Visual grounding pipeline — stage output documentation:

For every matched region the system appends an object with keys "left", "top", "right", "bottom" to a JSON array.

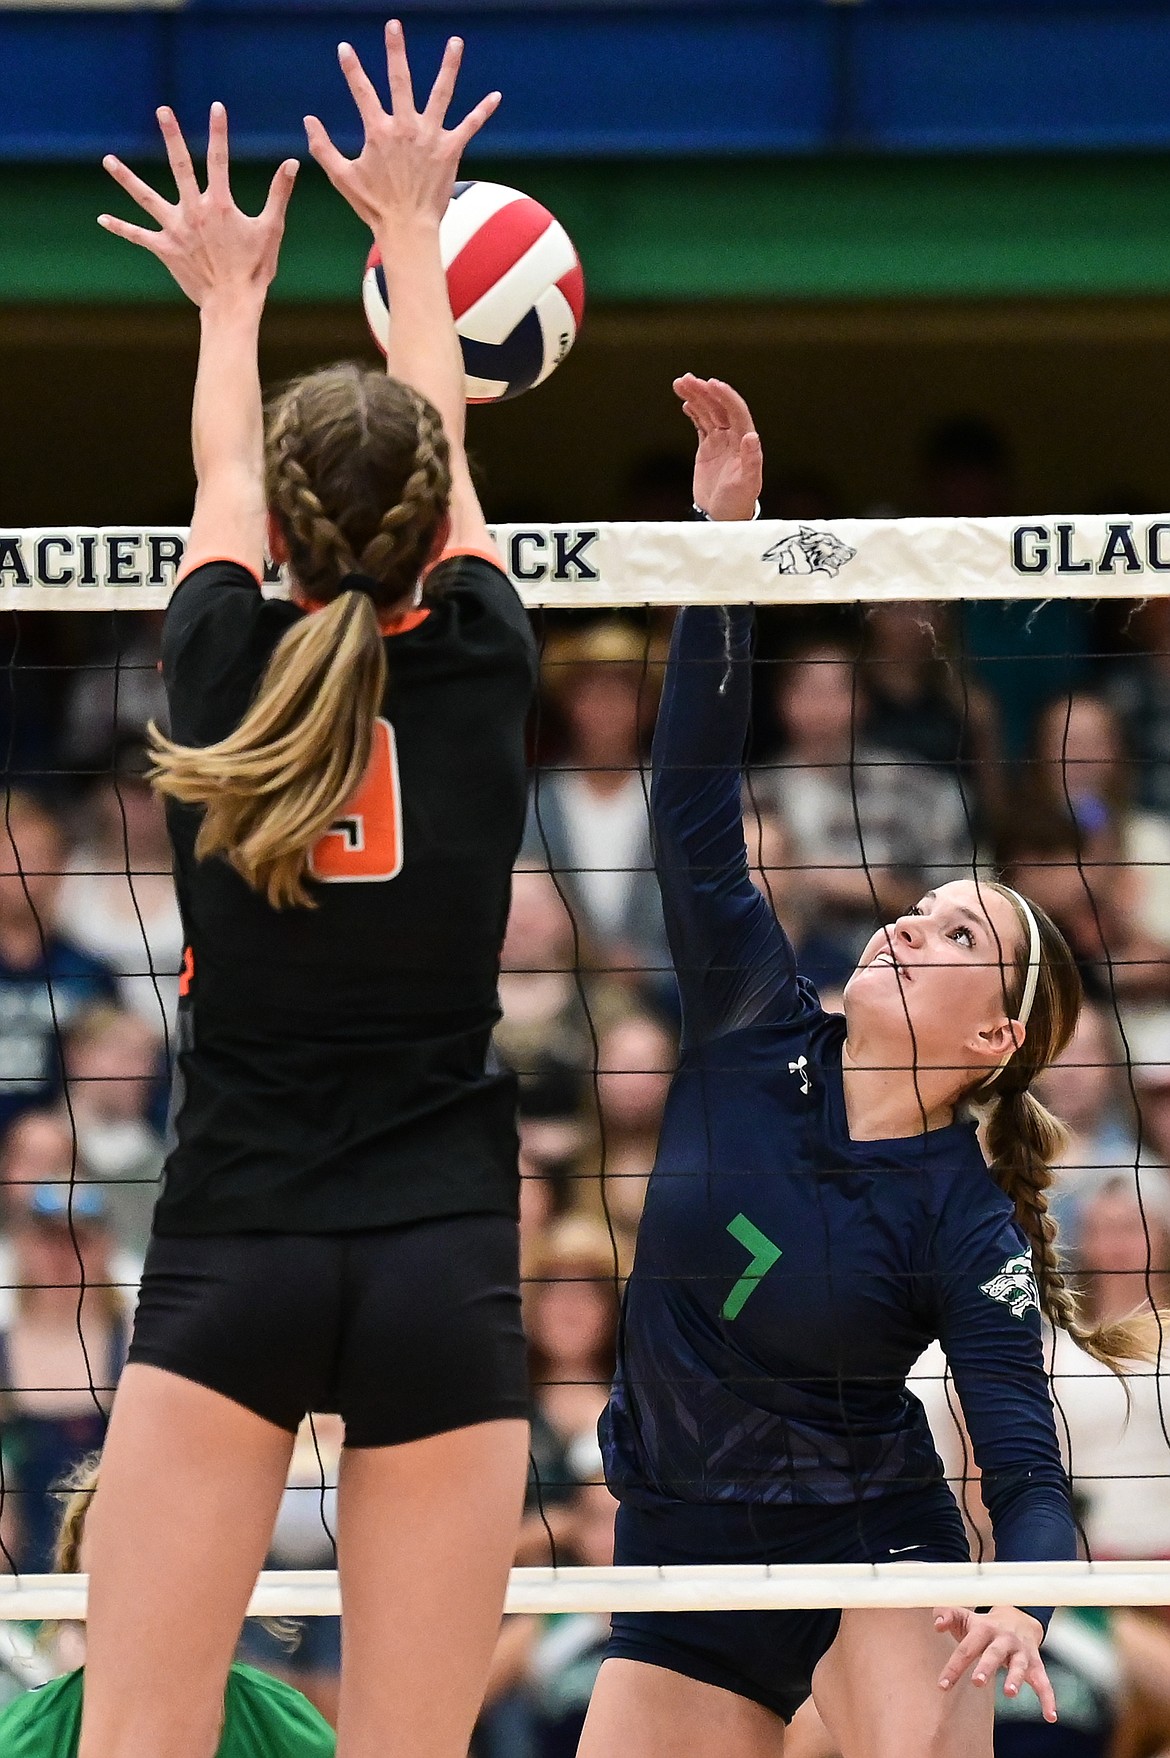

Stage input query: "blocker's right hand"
[
  {"left": 99, "top": 104, "right": 298, "bottom": 309},
  {"left": 675, "top": 375, "right": 763, "bottom": 523},
  {"left": 304, "top": 21, "right": 501, "bottom": 237}
]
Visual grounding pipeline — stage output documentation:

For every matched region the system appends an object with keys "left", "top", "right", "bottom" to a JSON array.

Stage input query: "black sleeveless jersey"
[{"left": 153, "top": 553, "right": 537, "bottom": 1236}]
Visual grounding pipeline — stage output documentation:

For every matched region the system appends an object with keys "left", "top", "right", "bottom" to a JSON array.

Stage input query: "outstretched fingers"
[
  {"left": 96, "top": 211, "right": 169, "bottom": 256},
  {"left": 303, "top": 114, "right": 352, "bottom": 185},
  {"left": 450, "top": 87, "right": 502, "bottom": 152},
  {"left": 338, "top": 41, "right": 389, "bottom": 131},
  {"left": 424, "top": 33, "right": 463, "bottom": 122},
  {"left": 205, "top": 101, "right": 231, "bottom": 201},
  {"left": 261, "top": 158, "right": 300, "bottom": 228},
  {"left": 384, "top": 19, "right": 418, "bottom": 115},
  {"left": 101, "top": 155, "right": 173, "bottom": 226},
  {"left": 156, "top": 106, "right": 201, "bottom": 202}
]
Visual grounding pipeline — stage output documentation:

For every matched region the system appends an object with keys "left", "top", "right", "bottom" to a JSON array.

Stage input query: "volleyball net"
[{"left": 0, "top": 515, "right": 1168, "bottom": 1627}]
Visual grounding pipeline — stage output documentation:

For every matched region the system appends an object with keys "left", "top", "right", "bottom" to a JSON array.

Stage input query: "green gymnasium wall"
[{"left": 4, "top": 155, "right": 1170, "bottom": 305}]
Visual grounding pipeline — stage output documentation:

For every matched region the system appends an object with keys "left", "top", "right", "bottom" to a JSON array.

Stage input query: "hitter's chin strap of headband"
[{"left": 986, "top": 886, "right": 1043, "bottom": 1087}]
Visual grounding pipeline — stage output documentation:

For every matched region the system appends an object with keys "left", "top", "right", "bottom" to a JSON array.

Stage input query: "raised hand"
[
  {"left": 674, "top": 375, "right": 763, "bottom": 524},
  {"left": 304, "top": 21, "right": 501, "bottom": 236},
  {"left": 99, "top": 105, "right": 298, "bottom": 309},
  {"left": 934, "top": 1605, "right": 1057, "bottom": 1722}
]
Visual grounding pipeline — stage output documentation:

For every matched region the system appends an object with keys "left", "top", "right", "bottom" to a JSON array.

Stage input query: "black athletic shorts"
[
  {"left": 607, "top": 1483, "right": 970, "bottom": 1723},
  {"left": 128, "top": 1213, "right": 529, "bottom": 1447}
]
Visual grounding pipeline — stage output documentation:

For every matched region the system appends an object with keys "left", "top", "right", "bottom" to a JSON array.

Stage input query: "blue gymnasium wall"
[{"left": 2, "top": 0, "right": 1170, "bottom": 163}]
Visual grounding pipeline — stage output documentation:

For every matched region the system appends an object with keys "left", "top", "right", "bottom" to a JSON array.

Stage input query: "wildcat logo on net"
[
  {"left": 763, "top": 527, "right": 857, "bottom": 578},
  {"left": 979, "top": 1252, "right": 1040, "bottom": 1322}
]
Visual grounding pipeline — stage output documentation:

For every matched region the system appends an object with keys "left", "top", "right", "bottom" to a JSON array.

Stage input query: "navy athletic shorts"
[
  {"left": 607, "top": 1484, "right": 970, "bottom": 1723},
  {"left": 129, "top": 1213, "right": 529, "bottom": 1447}
]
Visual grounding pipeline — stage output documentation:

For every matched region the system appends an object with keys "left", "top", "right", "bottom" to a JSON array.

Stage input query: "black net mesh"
[{"left": 0, "top": 588, "right": 1169, "bottom": 1731}]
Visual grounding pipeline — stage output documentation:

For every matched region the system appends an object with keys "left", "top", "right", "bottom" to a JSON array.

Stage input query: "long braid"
[
  {"left": 358, "top": 393, "right": 450, "bottom": 589},
  {"left": 979, "top": 884, "right": 1166, "bottom": 1379},
  {"left": 265, "top": 396, "right": 359, "bottom": 593}
]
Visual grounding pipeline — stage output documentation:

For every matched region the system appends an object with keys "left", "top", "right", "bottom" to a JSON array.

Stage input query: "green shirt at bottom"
[{"left": 0, "top": 1661, "right": 336, "bottom": 1757}]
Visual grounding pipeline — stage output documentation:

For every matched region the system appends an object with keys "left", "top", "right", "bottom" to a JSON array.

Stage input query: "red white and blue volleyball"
[{"left": 363, "top": 181, "right": 585, "bottom": 404}]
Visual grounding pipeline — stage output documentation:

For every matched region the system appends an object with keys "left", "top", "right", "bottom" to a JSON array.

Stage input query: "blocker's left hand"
[
  {"left": 674, "top": 375, "right": 763, "bottom": 523},
  {"left": 934, "top": 1604, "right": 1056, "bottom": 1722}
]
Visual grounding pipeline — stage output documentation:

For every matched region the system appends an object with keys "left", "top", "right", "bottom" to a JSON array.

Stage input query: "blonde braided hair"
[
  {"left": 264, "top": 364, "right": 451, "bottom": 605},
  {"left": 150, "top": 364, "right": 453, "bottom": 910},
  {"left": 977, "top": 882, "right": 1166, "bottom": 1379}
]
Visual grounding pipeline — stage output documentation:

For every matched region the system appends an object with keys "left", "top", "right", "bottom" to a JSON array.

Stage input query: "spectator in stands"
[
  {"left": 1128, "top": 1009, "right": 1170, "bottom": 1165},
  {"left": 526, "top": 1217, "right": 621, "bottom": 1460},
  {"left": 0, "top": 1108, "right": 79, "bottom": 1216},
  {"left": 1038, "top": 1173, "right": 1170, "bottom": 1566},
  {"left": 0, "top": 1183, "right": 128, "bottom": 1573},
  {"left": 57, "top": 746, "right": 183, "bottom": 1030},
  {"left": 585, "top": 1009, "right": 676, "bottom": 1247},
  {"left": 64, "top": 1006, "right": 165, "bottom": 1256},
  {"left": 751, "top": 641, "right": 975, "bottom": 961},
  {"left": 1033, "top": 1001, "right": 1146, "bottom": 1220},
  {"left": 742, "top": 807, "right": 856, "bottom": 1001},
  {"left": 1106, "top": 594, "right": 1170, "bottom": 817},
  {"left": 59, "top": 611, "right": 167, "bottom": 777},
  {"left": 0, "top": 793, "right": 120, "bottom": 1132},
  {"left": 0, "top": 1111, "right": 143, "bottom": 1337},
  {"left": 1003, "top": 816, "right": 1170, "bottom": 1010},
  {"left": 919, "top": 416, "right": 1092, "bottom": 758},
  {"left": 860, "top": 600, "right": 1004, "bottom": 839},
  {"left": 1029, "top": 690, "right": 1170, "bottom": 945},
  {"left": 525, "top": 621, "right": 666, "bottom": 985},
  {"left": 496, "top": 866, "right": 598, "bottom": 1133}
]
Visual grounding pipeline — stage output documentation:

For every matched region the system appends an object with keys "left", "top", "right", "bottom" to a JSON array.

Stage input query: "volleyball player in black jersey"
[
  {"left": 82, "top": 28, "right": 531, "bottom": 1758},
  {"left": 578, "top": 379, "right": 1167, "bottom": 1758}
]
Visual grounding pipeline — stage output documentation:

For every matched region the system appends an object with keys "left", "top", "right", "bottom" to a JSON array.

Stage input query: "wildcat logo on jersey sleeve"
[{"left": 979, "top": 1252, "right": 1040, "bottom": 1321}]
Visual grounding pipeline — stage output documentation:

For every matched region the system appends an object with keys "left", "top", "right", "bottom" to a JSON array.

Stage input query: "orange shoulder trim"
[
  {"left": 379, "top": 606, "right": 431, "bottom": 637},
  {"left": 297, "top": 593, "right": 431, "bottom": 637}
]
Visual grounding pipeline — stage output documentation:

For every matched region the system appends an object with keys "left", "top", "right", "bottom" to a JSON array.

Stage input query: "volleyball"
[{"left": 362, "top": 180, "right": 585, "bottom": 403}]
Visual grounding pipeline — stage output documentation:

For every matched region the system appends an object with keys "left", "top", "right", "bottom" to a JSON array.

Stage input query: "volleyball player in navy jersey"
[
  {"left": 579, "top": 379, "right": 1166, "bottom": 1758},
  {"left": 81, "top": 28, "right": 534, "bottom": 1758}
]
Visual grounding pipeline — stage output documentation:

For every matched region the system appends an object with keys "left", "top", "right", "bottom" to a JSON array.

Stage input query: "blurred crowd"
[{"left": 1, "top": 418, "right": 1170, "bottom": 1753}]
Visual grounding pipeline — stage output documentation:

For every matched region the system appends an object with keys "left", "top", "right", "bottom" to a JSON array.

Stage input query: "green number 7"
[{"left": 722, "top": 1213, "right": 783, "bottom": 1320}]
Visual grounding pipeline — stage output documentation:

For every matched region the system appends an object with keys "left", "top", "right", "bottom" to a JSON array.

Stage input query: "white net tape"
[
  {"left": 0, "top": 515, "right": 1168, "bottom": 609},
  {"left": 3, "top": 1562, "right": 1170, "bottom": 1620}
]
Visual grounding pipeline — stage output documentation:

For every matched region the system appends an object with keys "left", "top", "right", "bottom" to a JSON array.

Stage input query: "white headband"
[{"left": 990, "top": 886, "right": 1043, "bottom": 1080}]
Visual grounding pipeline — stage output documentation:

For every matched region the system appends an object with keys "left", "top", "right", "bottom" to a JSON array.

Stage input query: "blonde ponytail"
[
  {"left": 151, "top": 591, "right": 386, "bottom": 909},
  {"left": 978, "top": 882, "right": 1167, "bottom": 1381},
  {"left": 152, "top": 361, "right": 452, "bottom": 911}
]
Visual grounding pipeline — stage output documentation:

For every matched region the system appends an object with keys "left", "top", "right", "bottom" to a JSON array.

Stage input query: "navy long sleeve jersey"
[{"left": 600, "top": 606, "right": 1075, "bottom": 1578}]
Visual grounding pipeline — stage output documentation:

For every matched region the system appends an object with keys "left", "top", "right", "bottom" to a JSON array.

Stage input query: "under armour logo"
[{"left": 788, "top": 1056, "right": 811, "bottom": 1096}]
